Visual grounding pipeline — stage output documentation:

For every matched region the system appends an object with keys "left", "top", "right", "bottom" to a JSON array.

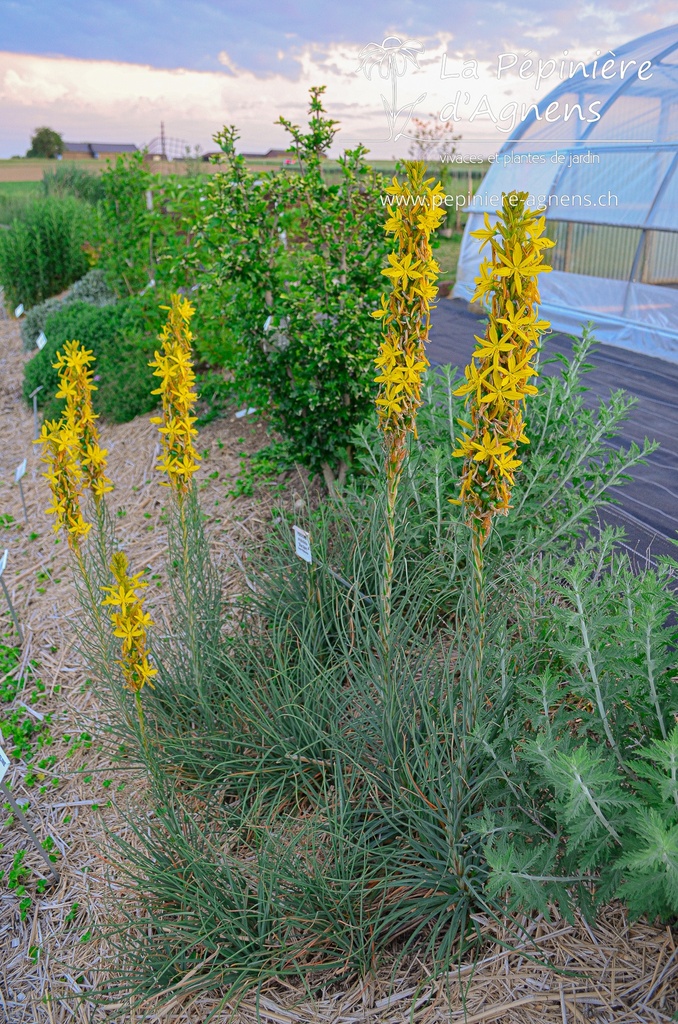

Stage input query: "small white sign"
[
  {"left": 0, "top": 549, "right": 7, "bottom": 578},
  {"left": 145, "top": 189, "right": 154, "bottom": 211},
  {"left": 14, "top": 304, "right": 24, "bottom": 318},
  {"left": 293, "top": 525, "right": 312, "bottom": 564},
  {"left": 14, "top": 458, "right": 27, "bottom": 484},
  {"left": 0, "top": 744, "right": 9, "bottom": 785},
  {"left": 36, "top": 331, "right": 47, "bottom": 350},
  {"left": 234, "top": 407, "right": 257, "bottom": 419}
]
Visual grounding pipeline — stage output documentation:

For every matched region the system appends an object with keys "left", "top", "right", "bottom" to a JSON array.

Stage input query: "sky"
[{"left": 0, "top": 1, "right": 676, "bottom": 159}]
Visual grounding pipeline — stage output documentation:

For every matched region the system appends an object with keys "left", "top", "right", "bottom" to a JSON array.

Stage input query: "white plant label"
[
  {"left": 0, "top": 549, "right": 7, "bottom": 578},
  {"left": 234, "top": 407, "right": 257, "bottom": 419},
  {"left": 36, "top": 331, "right": 47, "bottom": 350},
  {"left": 145, "top": 189, "right": 154, "bottom": 211},
  {"left": 293, "top": 526, "right": 312, "bottom": 564},
  {"left": 0, "top": 744, "right": 9, "bottom": 785},
  {"left": 14, "top": 458, "right": 27, "bottom": 484},
  {"left": 14, "top": 304, "right": 24, "bottom": 318}
]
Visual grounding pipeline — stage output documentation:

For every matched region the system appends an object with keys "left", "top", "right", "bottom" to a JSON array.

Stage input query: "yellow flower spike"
[
  {"left": 149, "top": 293, "right": 201, "bottom": 494},
  {"left": 373, "top": 160, "right": 442, "bottom": 637},
  {"left": 35, "top": 419, "right": 91, "bottom": 549},
  {"left": 101, "top": 551, "right": 156, "bottom": 693},
  {"left": 51, "top": 339, "right": 113, "bottom": 502},
  {"left": 451, "top": 190, "right": 554, "bottom": 543}
]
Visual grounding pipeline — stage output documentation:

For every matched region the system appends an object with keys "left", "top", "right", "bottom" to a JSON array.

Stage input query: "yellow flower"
[
  {"left": 496, "top": 241, "right": 552, "bottom": 296},
  {"left": 453, "top": 361, "right": 490, "bottom": 404},
  {"left": 381, "top": 251, "right": 423, "bottom": 289},
  {"left": 472, "top": 322, "right": 514, "bottom": 367},
  {"left": 471, "top": 260, "right": 496, "bottom": 305},
  {"left": 470, "top": 212, "right": 498, "bottom": 251}
]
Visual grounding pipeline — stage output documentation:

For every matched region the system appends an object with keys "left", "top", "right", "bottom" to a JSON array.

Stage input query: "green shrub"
[
  {"left": 0, "top": 195, "right": 93, "bottom": 309},
  {"left": 41, "top": 163, "right": 105, "bottom": 204},
  {"left": 0, "top": 187, "right": 39, "bottom": 226},
  {"left": 193, "top": 88, "right": 390, "bottom": 487},
  {"left": 20, "top": 269, "right": 117, "bottom": 351},
  {"left": 22, "top": 300, "right": 160, "bottom": 423}
]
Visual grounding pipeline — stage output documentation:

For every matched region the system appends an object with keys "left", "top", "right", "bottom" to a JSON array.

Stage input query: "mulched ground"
[{"left": 1, "top": 314, "right": 677, "bottom": 1023}]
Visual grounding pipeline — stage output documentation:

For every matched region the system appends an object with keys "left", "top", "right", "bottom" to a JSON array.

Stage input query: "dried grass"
[{"left": 0, "top": 316, "right": 676, "bottom": 1023}]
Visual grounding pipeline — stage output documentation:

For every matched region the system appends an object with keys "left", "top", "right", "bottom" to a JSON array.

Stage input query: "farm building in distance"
[{"left": 62, "top": 142, "right": 138, "bottom": 160}]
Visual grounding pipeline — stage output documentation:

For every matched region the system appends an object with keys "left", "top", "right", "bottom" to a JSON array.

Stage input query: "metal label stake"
[
  {"left": 0, "top": 549, "right": 23, "bottom": 643},
  {"left": 29, "top": 386, "right": 43, "bottom": 441},
  {"left": 14, "top": 459, "right": 28, "bottom": 526},
  {"left": 0, "top": 779, "right": 61, "bottom": 888}
]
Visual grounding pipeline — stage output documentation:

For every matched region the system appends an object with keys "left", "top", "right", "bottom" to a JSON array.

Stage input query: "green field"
[
  {"left": 434, "top": 231, "right": 463, "bottom": 286},
  {"left": 0, "top": 180, "right": 41, "bottom": 197}
]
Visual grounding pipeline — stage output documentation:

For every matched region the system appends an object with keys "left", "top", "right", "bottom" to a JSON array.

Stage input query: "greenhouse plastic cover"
[{"left": 453, "top": 23, "right": 678, "bottom": 363}]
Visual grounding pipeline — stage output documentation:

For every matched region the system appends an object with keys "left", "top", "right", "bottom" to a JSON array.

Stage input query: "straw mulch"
[{"left": 0, "top": 314, "right": 677, "bottom": 1023}]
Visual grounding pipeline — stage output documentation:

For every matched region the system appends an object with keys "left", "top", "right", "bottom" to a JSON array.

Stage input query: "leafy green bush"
[
  {"left": 78, "top": 334, "right": 676, "bottom": 1014},
  {"left": 22, "top": 300, "right": 160, "bottom": 423},
  {"left": 95, "top": 154, "right": 235, "bottom": 366},
  {"left": 20, "top": 269, "right": 117, "bottom": 351},
  {"left": 194, "top": 88, "right": 390, "bottom": 487},
  {"left": 0, "top": 195, "right": 94, "bottom": 309},
  {"left": 91, "top": 90, "right": 390, "bottom": 485}
]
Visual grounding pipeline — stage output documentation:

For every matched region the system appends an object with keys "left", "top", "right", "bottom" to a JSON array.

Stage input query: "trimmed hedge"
[{"left": 20, "top": 269, "right": 117, "bottom": 352}]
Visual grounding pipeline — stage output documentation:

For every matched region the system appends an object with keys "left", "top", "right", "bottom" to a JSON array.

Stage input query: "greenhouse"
[{"left": 454, "top": 23, "right": 678, "bottom": 363}]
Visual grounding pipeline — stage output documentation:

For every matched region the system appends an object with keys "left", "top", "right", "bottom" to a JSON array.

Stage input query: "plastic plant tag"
[
  {"left": 36, "top": 331, "right": 47, "bottom": 350},
  {"left": 145, "top": 189, "right": 154, "bottom": 211},
  {"left": 235, "top": 407, "right": 257, "bottom": 419},
  {"left": 0, "top": 744, "right": 9, "bottom": 785},
  {"left": 14, "top": 458, "right": 27, "bottom": 484},
  {"left": 0, "top": 549, "right": 7, "bottom": 578},
  {"left": 293, "top": 525, "right": 312, "bottom": 564},
  {"left": 14, "top": 304, "right": 24, "bottom": 318}
]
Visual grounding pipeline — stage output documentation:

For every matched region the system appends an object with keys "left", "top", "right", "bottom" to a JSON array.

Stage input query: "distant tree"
[
  {"left": 408, "top": 116, "right": 464, "bottom": 230},
  {"left": 27, "top": 127, "right": 64, "bottom": 159},
  {"left": 408, "top": 115, "right": 461, "bottom": 162}
]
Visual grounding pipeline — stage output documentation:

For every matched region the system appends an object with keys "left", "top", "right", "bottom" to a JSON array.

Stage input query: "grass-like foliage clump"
[{"left": 0, "top": 195, "right": 94, "bottom": 309}]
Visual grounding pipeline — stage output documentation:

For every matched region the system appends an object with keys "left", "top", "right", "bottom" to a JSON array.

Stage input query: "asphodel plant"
[
  {"left": 372, "top": 161, "right": 445, "bottom": 636},
  {"left": 452, "top": 190, "right": 554, "bottom": 732},
  {"left": 148, "top": 294, "right": 211, "bottom": 693},
  {"left": 37, "top": 339, "right": 153, "bottom": 739}
]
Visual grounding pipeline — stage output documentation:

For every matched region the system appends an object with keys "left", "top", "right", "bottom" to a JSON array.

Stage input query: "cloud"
[
  {"left": 1, "top": 1, "right": 676, "bottom": 78},
  {"left": 0, "top": 14, "right": 676, "bottom": 160}
]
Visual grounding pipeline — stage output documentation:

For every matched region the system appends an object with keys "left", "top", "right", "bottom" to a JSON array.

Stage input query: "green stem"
[
  {"left": 466, "top": 524, "right": 486, "bottom": 740},
  {"left": 134, "top": 689, "right": 147, "bottom": 750},
  {"left": 381, "top": 466, "right": 400, "bottom": 645},
  {"left": 572, "top": 582, "right": 624, "bottom": 769}
]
